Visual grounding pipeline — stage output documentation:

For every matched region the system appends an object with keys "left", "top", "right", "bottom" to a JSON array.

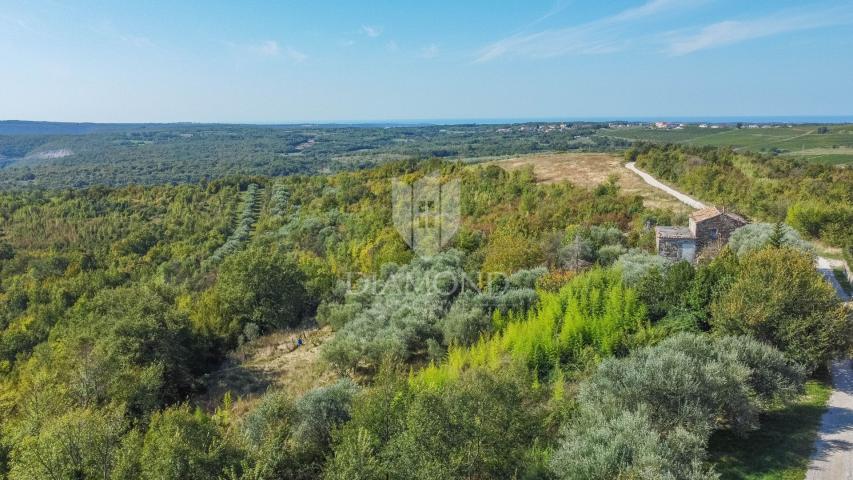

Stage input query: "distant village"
[
  {"left": 643, "top": 121, "right": 794, "bottom": 130},
  {"left": 489, "top": 121, "right": 797, "bottom": 134}
]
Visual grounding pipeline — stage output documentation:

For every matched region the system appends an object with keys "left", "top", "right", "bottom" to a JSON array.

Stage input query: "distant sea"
[{"left": 3, "top": 116, "right": 852, "bottom": 135}]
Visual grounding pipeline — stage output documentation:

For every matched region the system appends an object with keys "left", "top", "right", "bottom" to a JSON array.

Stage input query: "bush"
[
  {"left": 481, "top": 224, "right": 544, "bottom": 273},
  {"left": 711, "top": 247, "right": 851, "bottom": 372},
  {"left": 216, "top": 246, "right": 309, "bottom": 337},
  {"left": 321, "top": 251, "right": 465, "bottom": 371},
  {"left": 550, "top": 333, "right": 803, "bottom": 479},
  {"left": 415, "top": 267, "right": 648, "bottom": 389},
  {"left": 550, "top": 406, "right": 715, "bottom": 480},
  {"left": 727, "top": 223, "right": 813, "bottom": 257},
  {"left": 323, "top": 251, "right": 541, "bottom": 371},
  {"left": 8, "top": 408, "right": 124, "bottom": 480},
  {"left": 596, "top": 244, "right": 627, "bottom": 265},
  {"left": 616, "top": 250, "right": 671, "bottom": 285},
  {"left": 440, "top": 292, "right": 489, "bottom": 346},
  {"left": 0, "top": 241, "right": 14, "bottom": 261},
  {"left": 635, "top": 261, "right": 695, "bottom": 321},
  {"left": 786, "top": 200, "right": 853, "bottom": 246},
  {"left": 326, "top": 369, "right": 540, "bottom": 480},
  {"left": 294, "top": 379, "right": 359, "bottom": 450},
  {"left": 136, "top": 406, "right": 242, "bottom": 480}
]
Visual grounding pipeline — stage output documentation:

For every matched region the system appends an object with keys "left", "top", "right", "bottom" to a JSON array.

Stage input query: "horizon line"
[{"left": 3, "top": 115, "right": 853, "bottom": 126}]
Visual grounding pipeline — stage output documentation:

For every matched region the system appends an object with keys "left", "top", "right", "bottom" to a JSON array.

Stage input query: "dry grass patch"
[
  {"left": 198, "top": 325, "right": 338, "bottom": 414},
  {"left": 488, "top": 152, "right": 692, "bottom": 214}
]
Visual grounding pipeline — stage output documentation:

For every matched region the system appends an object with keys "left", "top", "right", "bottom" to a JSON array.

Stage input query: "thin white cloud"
[
  {"left": 610, "top": 0, "right": 686, "bottom": 22},
  {"left": 420, "top": 44, "right": 439, "bottom": 59},
  {"left": 0, "top": 14, "right": 34, "bottom": 32},
  {"left": 666, "top": 7, "right": 853, "bottom": 55},
  {"left": 93, "top": 20, "right": 154, "bottom": 48},
  {"left": 284, "top": 46, "right": 308, "bottom": 62},
  {"left": 527, "top": 0, "right": 572, "bottom": 28},
  {"left": 122, "top": 34, "right": 154, "bottom": 48},
  {"left": 247, "top": 40, "right": 307, "bottom": 62},
  {"left": 475, "top": 0, "right": 695, "bottom": 62},
  {"left": 386, "top": 40, "right": 399, "bottom": 52},
  {"left": 361, "top": 24, "right": 383, "bottom": 37},
  {"left": 249, "top": 40, "right": 280, "bottom": 56}
]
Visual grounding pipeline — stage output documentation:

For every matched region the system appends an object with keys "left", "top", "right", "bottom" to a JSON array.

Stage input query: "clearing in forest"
[
  {"left": 199, "top": 325, "right": 338, "bottom": 414},
  {"left": 489, "top": 152, "right": 692, "bottom": 214}
]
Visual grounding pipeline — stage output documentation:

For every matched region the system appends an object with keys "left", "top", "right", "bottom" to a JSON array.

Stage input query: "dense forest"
[
  {"left": 0, "top": 122, "right": 628, "bottom": 189},
  {"left": 0, "top": 149, "right": 849, "bottom": 479}
]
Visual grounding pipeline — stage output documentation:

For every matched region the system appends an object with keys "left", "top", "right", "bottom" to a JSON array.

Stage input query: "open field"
[
  {"left": 487, "top": 152, "right": 693, "bottom": 214},
  {"left": 603, "top": 125, "right": 853, "bottom": 164}
]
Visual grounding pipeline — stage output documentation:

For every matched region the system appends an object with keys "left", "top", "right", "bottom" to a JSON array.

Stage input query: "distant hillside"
[
  {"left": 0, "top": 120, "right": 180, "bottom": 135},
  {"left": 0, "top": 122, "right": 627, "bottom": 189},
  {"left": 602, "top": 124, "right": 853, "bottom": 165}
]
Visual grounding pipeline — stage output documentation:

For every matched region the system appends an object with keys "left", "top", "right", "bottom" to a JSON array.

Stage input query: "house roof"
[
  {"left": 689, "top": 206, "right": 747, "bottom": 224},
  {"left": 655, "top": 226, "right": 694, "bottom": 240}
]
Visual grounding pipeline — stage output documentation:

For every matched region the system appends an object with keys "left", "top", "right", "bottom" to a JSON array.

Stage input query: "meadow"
[{"left": 605, "top": 125, "right": 853, "bottom": 164}]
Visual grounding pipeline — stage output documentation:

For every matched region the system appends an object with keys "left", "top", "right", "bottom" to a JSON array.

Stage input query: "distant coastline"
[{"left": 1, "top": 116, "right": 852, "bottom": 136}]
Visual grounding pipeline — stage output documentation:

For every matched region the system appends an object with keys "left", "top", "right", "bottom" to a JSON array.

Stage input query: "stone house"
[{"left": 656, "top": 206, "right": 747, "bottom": 262}]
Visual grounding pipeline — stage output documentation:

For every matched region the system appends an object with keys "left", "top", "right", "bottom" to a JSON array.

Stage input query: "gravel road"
[
  {"left": 806, "top": 359, "right": 853, "bottom": 480},
  {"left": 624, "top": 162, "right": 707, "bottom": 209}
]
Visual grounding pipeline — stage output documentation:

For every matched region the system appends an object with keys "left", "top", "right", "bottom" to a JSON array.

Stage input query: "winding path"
[{"left": 625, "top": 161, "right": 853, "bottom": 480}]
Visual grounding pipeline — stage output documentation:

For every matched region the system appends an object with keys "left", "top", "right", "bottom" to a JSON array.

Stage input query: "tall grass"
[{"left": 414, "top": 268, "right": 647, "bottom": 389}]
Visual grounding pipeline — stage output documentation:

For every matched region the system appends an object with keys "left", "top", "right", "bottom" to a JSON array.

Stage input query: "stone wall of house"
[
  {"left": 658, "top": 238, "right": 694, "bottom": 262},
  {"left": 691, "top": 216, "right": 746, "bottom": 252}
]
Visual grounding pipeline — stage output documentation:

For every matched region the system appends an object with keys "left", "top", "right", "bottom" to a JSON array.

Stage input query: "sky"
[{"left": 1, "top": 0, "right": 852, "bottom": 123}]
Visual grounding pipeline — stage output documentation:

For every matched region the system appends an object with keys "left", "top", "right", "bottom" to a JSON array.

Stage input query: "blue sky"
[{"left": 1, "top": 0, "right": 852, "bottom": 122}]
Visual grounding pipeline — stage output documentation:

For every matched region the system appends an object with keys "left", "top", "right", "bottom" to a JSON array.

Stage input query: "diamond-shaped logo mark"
[{"left": 392, "top": 173, "right": 460, "bottom": 257}]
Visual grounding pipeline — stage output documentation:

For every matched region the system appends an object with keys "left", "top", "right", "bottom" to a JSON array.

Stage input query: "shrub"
[
  {"left": 711, "top": 247, "right": 851, "bottom": 372},
  {"left": 294, "top": 379, "right": 359, "bottom": 450},
  {"left": 550, "top": 406, "right": 715, "bottom": 480},
  {"left": 322, "top": 251, "right": 541, "bottom": 371},
  {"left": 216, "top": 246, "right": 309, "bottom": 337},
  {"left": 635, "top": 260, "right": 695, "bottom": 321},
  {"left": 727, "top": 223, "right": 813, "bottom": 257},
  {"left": 440, "top": 292, "right": 489, "bottom": 346},
  {"left": 7, "top": 408, "right": 124, "bottom": 480},
  {"left": 321, "top": 251, "right": 465, "bottom": 371},
  {"left": 596, "top": 244, "right": 627, "bottom": 265},
  {"left": 137, "top": 406, "right": 242, "bottom": 480},
  {"left": 326, "top": 369, "right": 540, "bottom": 480},
  {"left": 786, "top": 200, "right": 853, "bottom": 245},
  {"left": 0, "top": 241, "right": 14, "bottom": 261},
  {"left": 615, "top": 250, "right": 671, "bottom": 285},
  {"left": 550, "top": 333, "right": 803, "bottom": 479},
  {"left": 415, "top": 267, "right": 648, "bottom": 388},
  {"left": 481, "top": 224, "right": 544, "bottom": 273}
]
